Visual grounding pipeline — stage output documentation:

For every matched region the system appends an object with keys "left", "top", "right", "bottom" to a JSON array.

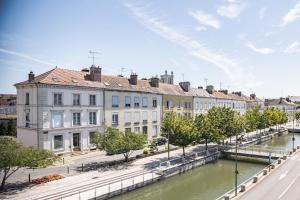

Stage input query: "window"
[
  {"left": 142, "top": 126, "right": 148, "bottom": 134},
  {"left": 54, "top": 135, "right": 63, "bottom": 150},
  {"left": 152, "top": 97, "right": 157, "bottom": 108},
  {"left": 152, "top": 125, "right": 158, "bottom": 137},
  {"left": 142, "top": 111, "right": 147, "bottom": 124},
  {"left": 177, "top": 101, "right": 181, "bottom": 109},
  {"left": 188, "top": 102, "right": 192, "bottom": 109},
  {"left": 124, "top": 112, "right": 131, "bottom": 124},
  {"left": 125, "top": 96, "right": 131, "bottom": 107},
  {"left": 134, "top": 112, "right": 140, "bottom": 124},
  {"left": 73, "top": 94, "right": 80, "bottom": 106},
  {"left": 89, "top": 112, "right": 97, "bottom": 125},
  {"left": 25, "top": 93, "right": 29, "bottom": 105},
  {"left": 112, "top": 96, "right": 119, "bottom": 107},
  {"left": 89, "top": 132, "right": 96, "bottom": 144},
  {"left": 134, "top": 127, "right": 140, "bottom": 133},
  {"left": 184, "top": 102, "right": 188, "bottom": 109},
  {"left": 112, "top": 113, "right": 118, "bottom": 124},
  {"left": 134, "top": 97, "right": 139, "bottom": 107},
  {"left": 89, "top": 95, "right": 96, "bottom": 106},
  {"left": 142, "top": 97, "right": 148, "bottom": 107},
  {"left": 152, "top": 111, "right": 157, "bottom": 123},
  {"left": 54, "top": 93, "right": 62, "bottom": 105},
  {"left": 25, "top": 109, "right": 30, "bottom": 128},
  {"left": 72, "top": 112, "right": 81, "bottom": 126},
  {"left": 52, "top": 112, "right": 63, "bottom": 128}
]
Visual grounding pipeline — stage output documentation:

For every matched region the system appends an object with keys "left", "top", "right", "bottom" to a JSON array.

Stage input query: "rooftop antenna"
[
  {"left": 88, "top": 50, "right": 100, "bottom": 65},
  {"left": 182, "top": 73, "right": 185, "bottom": 81},
  {"left": 219, "top": 82, "right": 222, "bottom": 90},
  {"left": 204, "top": 78, "right": 208, "bottom": 87}
]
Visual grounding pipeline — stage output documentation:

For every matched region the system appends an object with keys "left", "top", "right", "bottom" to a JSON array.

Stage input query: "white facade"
[
  {"left": 16, "top": 85, "right": 104, "bottom": 154},
  {"left": 104, "top": 90, "right": 162, "bottom": 140},
  {"left": 193, "top": 97, "right": 216, "bottom": 115}
]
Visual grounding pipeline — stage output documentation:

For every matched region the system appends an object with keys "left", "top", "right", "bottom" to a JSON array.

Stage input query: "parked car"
[{"left": 155, "top": 137, "right": 168, "bottom": 146}]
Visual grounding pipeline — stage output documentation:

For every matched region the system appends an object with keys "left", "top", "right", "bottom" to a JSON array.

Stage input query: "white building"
[
  {"left": 190, "top": 87, "right": 216, "bottom": 116},
  {"left": 15, "top": 67, "right": 163, "bottom": 154}
]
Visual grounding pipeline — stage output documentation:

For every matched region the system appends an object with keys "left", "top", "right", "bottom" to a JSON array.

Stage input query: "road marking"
[
  {"left": 279, "top": 171, "right": 289, "bottom": 180},
  {"left": 278, "top": 171, "right": 300, "bottom": 199}
]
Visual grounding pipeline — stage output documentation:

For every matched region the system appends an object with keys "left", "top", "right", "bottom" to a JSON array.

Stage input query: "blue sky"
[{"left": 0, "top": 0, "right": 300, "bottom": 98}]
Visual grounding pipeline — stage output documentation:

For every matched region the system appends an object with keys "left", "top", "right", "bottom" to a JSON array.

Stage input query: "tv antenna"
[
  {"left": 88, "top": 50, "right": 100, "bottom": 65},
  {"left": 204, "top": 78, "right": 208, "bottom": 87},
  {"left": 121, "top": 67, "right": 126, "bottom": 76}
]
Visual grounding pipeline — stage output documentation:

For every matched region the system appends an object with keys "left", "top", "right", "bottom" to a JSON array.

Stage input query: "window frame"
[
  {"left": 53, "top": 135, "right": 64, "bottom": 150},
  {"left": 112, "top": 96, "right": 119, "bottom": 108},
  {"left": 72, "top": 112, "right": 81, "bottom": 126},
  {"left": 89, "top": 111, "right": 97, "bottom": 125},
  {"left": 89, "top": 95, "right": 96, "bottom": 106},
  {"left": 73, "top": 94, "right": 81, "bottom": 106},
  {"left": 53, "top": 93, "right": 63, "bottom": 106},
  {"left": 125, "top": 96, "right": 131, "bottom": 108},
  {"left": 52, "top": 111, "right": 64, "bottom": 128}
]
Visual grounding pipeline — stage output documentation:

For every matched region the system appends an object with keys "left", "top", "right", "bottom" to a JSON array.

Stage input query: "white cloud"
[
  {"left": 189, "top": 10, "right": 221, "bottom": 30},
  {"left": 285, "top": 41, "right": 300, "bottom": 53},
  {"left": 217, "top": 1, "right": 246, "bottom": 19},
  {"left": 259, "top": 7, "right": 267, "bottom": 19},
  {"left": 245, "top": 42, "right": 274, "bottom": 54},
  {"left": 0, "top": 48, "right": 54, "bottom": 66},
  {"left": 124, "top": 2, "right": 261, "bottom": 91},
  {"left": 281, "top": 2, "right": 300, "bottom": 26}
]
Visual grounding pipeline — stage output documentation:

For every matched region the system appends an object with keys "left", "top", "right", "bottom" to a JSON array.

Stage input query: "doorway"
[{"left": 73, "top": 133, "right": 81, "bottom": 151}]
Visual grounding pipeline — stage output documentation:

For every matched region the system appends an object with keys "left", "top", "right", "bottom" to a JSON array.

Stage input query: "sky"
[{"left": 0, "top": 0, "right": 300, "bottom": 98}]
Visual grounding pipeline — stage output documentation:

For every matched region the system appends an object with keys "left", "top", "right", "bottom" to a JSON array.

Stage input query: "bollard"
[
  {"left": 297, "top": 146, "right": 300, "bottom": 149},
  {"left": 271, "top": 164, "right": 275, "bottom": 169},
  {"left": 253, "top": 176, "right": 258, "bottom": 183},
  {"left": 63, "top": 157, "right": 65, "bottom": 165},
  {"left": 240, "top": 184, "right": 246, "bottom": 192},
  {"left": 293, "top": 148, "right": 296, "bottom": 152},
  {"left": 81, "top": 163, "right": 84, "bottom": 172},
  {"left": 67, "top": 166, "right": 70, "bottom": 174},
  {"left": 278, "top": 159, "right": 282, "bottom": 164},
  {"left": 28, "top": 173, "right": 31, "bottom": 183},
  {"left": 224, "top": 195, "right": 230, "bottom": 200},
  {"left": 282, "top": 155, "right": 287, "bottom": 160},
  {"left": 289, "top": 151, "right": 293, "bottom": 155},
  {"left": 263, "top": 169, "right": 268, "bottom": 175}
]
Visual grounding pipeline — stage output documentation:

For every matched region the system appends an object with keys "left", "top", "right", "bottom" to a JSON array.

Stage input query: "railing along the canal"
[{"left": 215, "top": 160, "right": 278, "bottom": 200}]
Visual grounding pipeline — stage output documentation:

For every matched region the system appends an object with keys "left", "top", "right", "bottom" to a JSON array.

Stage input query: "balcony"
[{"left": 143, "top": 120, "right": 148, "bottom": 124}]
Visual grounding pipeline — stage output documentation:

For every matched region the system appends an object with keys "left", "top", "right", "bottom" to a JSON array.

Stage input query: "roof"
[
  {"left": 189, "top": 88, "right": 213, "bottom": 98},
  {"left": 266, "top": 98, "right": 296, "bottom": 106},
  {"left": 288, "top": 96, "right": 300, "bottom": 102},
  {"left": 212, "top": 91, "right": 232, "bottom": 100}
]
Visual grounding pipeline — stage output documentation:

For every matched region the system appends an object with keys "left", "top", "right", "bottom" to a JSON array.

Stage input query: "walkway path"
[{"left": 239, "top": 149, "right": 300, "bottom": 200}]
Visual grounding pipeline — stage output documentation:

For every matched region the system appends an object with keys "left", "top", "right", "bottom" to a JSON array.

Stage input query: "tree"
[
  {"left": 194, "top": 114, "right": 216, "bottom": 150},
  {"left": 0, "top": 122, "right": 7, "bottom": 136},
  {"left": 92, "top": 128, "right": 147, "bottom": 161},
  {"left": 6, "top": 120, "right": 16, "bottom": 137},
  {"left": 161, "top": 112, "right": 196, "bottom": 156},
  {"left": 295, "top": 111, "right": 300, "bottom": 121},
  {"left": 0, "top": 137, "right": 58, "bottom": 191},
  {"left": 244, "top": 106, "right": 260, "bottom": 132}
]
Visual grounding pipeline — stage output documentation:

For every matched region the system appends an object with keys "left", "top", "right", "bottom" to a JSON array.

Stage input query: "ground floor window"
[
  {"left": 54, "top": 135, "right": 63, "bottom": 150},
  {"left": 152, "top": 125, "right": 158, "bottom": 137},
  {"left": 134, "top": 127, "right": 140, "bottom": 133},
  {"left": 89, "top": 132, "right": 96, "bottom": 144},
  {"left": 125, "top": 127, "right": 131, "bottom": 133},
  {"left": 142, "top": 126, "right": 148, "bottom": 134}
]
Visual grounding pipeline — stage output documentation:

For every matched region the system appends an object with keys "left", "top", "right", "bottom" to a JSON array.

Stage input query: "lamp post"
[
  {"left": 167, "top": 131, "right": 170, "bottom": 160},
  {"left": 293, "top": 107, "right": 295, "bottom": 151},
  {"left": 235, "top": 132, "right": 239, "bottom": 196}
]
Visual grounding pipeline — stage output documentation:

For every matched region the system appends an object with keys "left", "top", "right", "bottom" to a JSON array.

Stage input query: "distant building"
[
  {"left": 160, "top": 70, "right": 174, "bottom": 84},
  {"left": 265, "top": 98, "right": 297, "bottom": 119},
  {"left": 247, "top": 93, "right": 264, "bottom": 111},
  {"left": 0, "top": 94, "right": 17, "bottom": 121},
  {"left": 287, "top": 96, "right": 300, "bottom": 104}
]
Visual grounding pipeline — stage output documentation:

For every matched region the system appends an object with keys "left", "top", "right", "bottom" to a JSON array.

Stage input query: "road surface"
[{"left": 240, "top": 149, "right": 300, "bottom": 200}]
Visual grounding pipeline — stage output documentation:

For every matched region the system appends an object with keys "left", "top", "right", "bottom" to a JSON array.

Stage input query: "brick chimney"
[
  {"left": 233, "top": 91, "right": 242, "bottom": 96},
  {"left": 219, "top": 90, "right": 228, "bottom": 95},
  {"left": 198, "top": 86, "right": 203, "bottom": 89},
  {"left": 206, "top": 85, "right": 214, "bottom": 94},
  {"left": 129, "top": 73, "right": 138, "bottom": 85},
  {"left": 89, "top": 65, "right": 102, "bottom": 82},
  {"left": 179, "top": 82, "right": 190, "bottom": 92},
  {"left": 250, "top": 93, "right": 256, "bottom": 100},
  {"left": 149, "top": 77, "right": 159, "bottom": 87},
  {"left": 28, "top": 71, "right": 35, "bottom": 82}
]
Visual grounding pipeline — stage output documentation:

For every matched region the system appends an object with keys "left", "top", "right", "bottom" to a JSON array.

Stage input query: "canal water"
[{"left": 111, "top": 132, "right": 298, "bottom": 200}]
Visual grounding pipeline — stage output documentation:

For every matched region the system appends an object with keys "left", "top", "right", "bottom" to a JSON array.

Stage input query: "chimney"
[
  {"left": 89, "top": 65, "right": 102, "bottom": 82},
  {"left": 28, "top": 71, "right": 35, "bottom": 82},
  {"left": 220, "top": 90, "right": 228, "bottom": 95},
  {"left": 81, "top": 68, "right": 89, "bottom": 72},
  {"left": 198, "top": 86, "right": 203, "bottom": 89},
  {"left": 250, "top": 93, "right": 256, "bottom": 100},
  {"left": 150, "top": 77, "right": 159, "bottom": 87},
  {"left": 170, "top": 71, "right": 174, "bottom": 84},
  {"left": 206, "top": 85, "right": 214, "bottom": 94},
  {"left": 233, "top": 91, "right": 242, "bottom": 96},
  {"left": 179, "top": 81, "right": 190, "bottom": 92},
  {"left": 129, "top": 73, "right": 138, "bottom": 85}
]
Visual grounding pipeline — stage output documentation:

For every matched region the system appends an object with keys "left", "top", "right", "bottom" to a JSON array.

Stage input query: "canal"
[{"left": 111, "top": 132, "right": 298, "bottom": 200}]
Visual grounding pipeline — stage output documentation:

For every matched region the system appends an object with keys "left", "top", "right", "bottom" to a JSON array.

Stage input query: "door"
[{"left": 73, "top": 133, "right": 81, "bottom": 151}]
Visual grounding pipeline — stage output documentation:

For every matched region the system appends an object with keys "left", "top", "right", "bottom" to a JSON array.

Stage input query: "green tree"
[
  {"left": 0, "top": 137, "right": 58, "bottom": 191},
  {"left": 244, "top": 106, "right": 260, "bottom": 132},
  {"left": 0, "top": 122, "right": 7, "bottom": 136},
  {"left": 6, "top": 120, "right": 16, "bottom": 137},
  {"left": 295, "top": 111, "right": 300, "bottom": 121},
  {"left": 161, "top": 112, "right": 196, "bottom": 156},
  {"left": 194, "top": 114, "right": 216, "bottom": 150},
  {"left": 92, "top": 128, "right": 147, "bottom": 161}
]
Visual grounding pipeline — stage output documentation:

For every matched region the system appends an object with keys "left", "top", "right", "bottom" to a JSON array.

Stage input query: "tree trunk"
[
  {"left": 124, "top": 153, "right": 129, "bottom": 162},
  {"left": 0, "top": 170, "right": 8, "bottom": 191},
  {"left": 205, "top": 138, "right": 208, "bottom": 150},
  {"left": 182, "top": 146, "right": 185, "bottom": 157}
]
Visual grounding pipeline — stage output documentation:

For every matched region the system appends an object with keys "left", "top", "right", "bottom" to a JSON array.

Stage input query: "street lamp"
[
  {"left": 235, "top": 132, "right": 239, "bottom": 196},
  {"left": 167, "top": 131, "right": 170, "bottom": 160},
  {"left": 292, "top": 107, "right": 295, "bottom": 151}
]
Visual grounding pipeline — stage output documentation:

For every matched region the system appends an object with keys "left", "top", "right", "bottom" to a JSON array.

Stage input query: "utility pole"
[
  {"left": 235, "top": 133, "right": 239, "bottom": 197},
  {"left": 88, "top": 50, "right": 100, "bottom": 65},
  {"left": 293, "top": 107, "right": 295, "bottom": 151}
]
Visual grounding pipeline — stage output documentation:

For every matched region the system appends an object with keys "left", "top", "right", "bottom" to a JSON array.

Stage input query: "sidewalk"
[{"left": 1, "top": 144, "right": 209, "bottom": 200}]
